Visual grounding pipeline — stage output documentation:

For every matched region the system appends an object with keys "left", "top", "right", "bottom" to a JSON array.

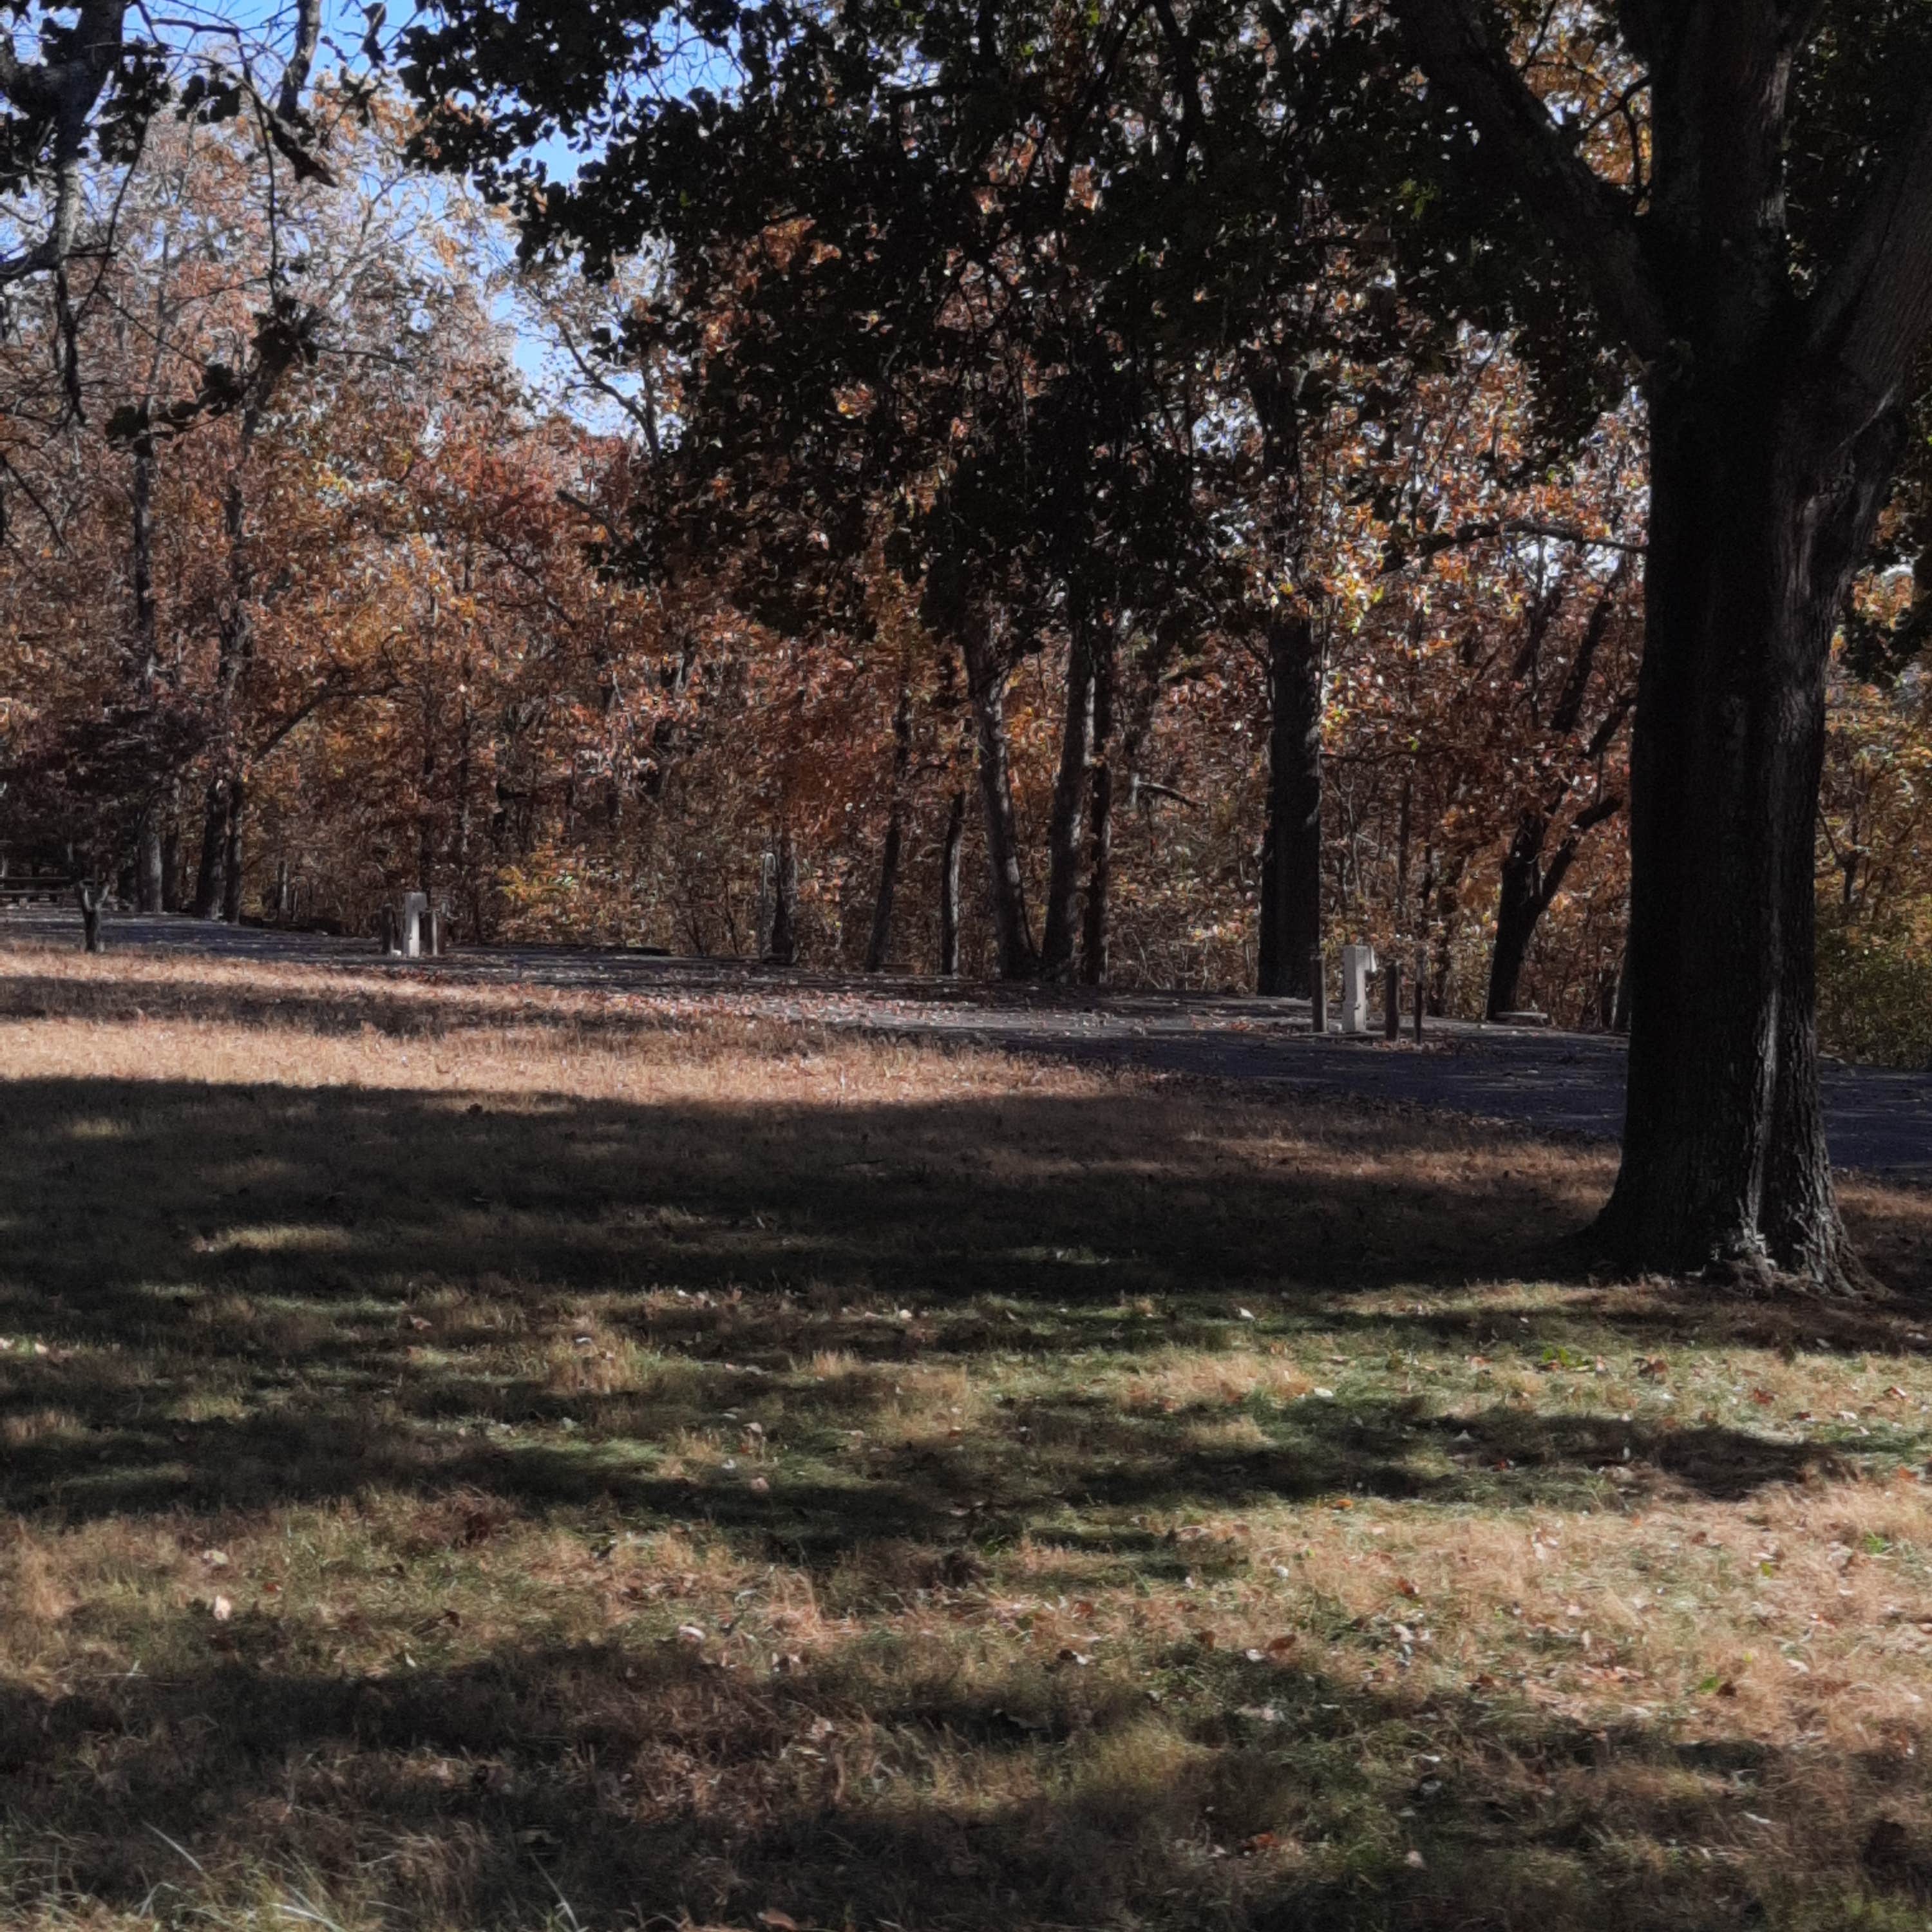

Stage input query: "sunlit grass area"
[{"left": 3, "top": 943, "right": 1932, "bottom": 1931}]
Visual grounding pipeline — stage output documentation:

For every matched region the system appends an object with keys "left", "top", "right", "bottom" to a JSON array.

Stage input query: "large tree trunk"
[
  {"left": 1040, "top": 620, "right": 1096, "bottom": 980},
  {"left": 866, "top": 661, "right": 914, "bottom": 972},
  {"left": 1385, "top": 0, "right": 1932, "bottom": 1294},
  {"left": 959, "top": 626, "right": 1038, "bottom": 979},
  {"left": 938, "top": 787, "right": 966, "bottom": 977},
  {"left": 1257, "top": 610, "right": 1322, "bottom": 997},
  {"left": 1597, "top": 389, "right": 1900, "bottom": 1289},
  {"left": 1080, "top": 634, "right": 1117, "bottom": 987}
]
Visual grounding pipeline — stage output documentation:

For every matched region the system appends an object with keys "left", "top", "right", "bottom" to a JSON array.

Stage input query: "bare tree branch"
[
  {"left": 276, "top": 0, "right": 323, "bottom": 120},
  {"left": 1386, "top": 0, "right": 1670, "bottom": 363},
  {"left": 0, "top": 0, "right": 129, "bottom": 284}
]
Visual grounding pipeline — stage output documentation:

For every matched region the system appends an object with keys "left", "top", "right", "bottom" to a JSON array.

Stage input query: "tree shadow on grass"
[
  {"left": 1, "top": 1629, "right": 1927, "bottom": 1932},
  {"left": 1, "top": 1075, "right": 1909, "bottom": 1534},
  {"left": 4, "top": 1068, "right": 1932, "bottom": 1927}
]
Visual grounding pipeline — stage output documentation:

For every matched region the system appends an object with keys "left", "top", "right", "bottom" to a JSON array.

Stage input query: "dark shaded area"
[
  {"left": 5, "top": 1069, "right": 1923, "bottom": 1531},
  {"left": 2, "top": 1018, "right": 1931, "bottom": 1928}
]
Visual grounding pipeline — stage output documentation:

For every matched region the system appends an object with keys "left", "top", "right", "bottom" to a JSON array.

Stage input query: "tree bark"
[
  {"left": 866, "top": 659, "right": 914, "bottom": 972},
  {"left": 1598, "top": 390, "right": 1901, "bottom": 1287},
  {"left": 938, "top": 787, "right": 966, "bottom": 976},
  {"left": 1040, "top": 619, "right": 1096, "bottom": 980},
  {"left": 1257, "top": 610, "right": 1322, "bottom": 996},
  {"left": 959, "top": 624, "right": 1038, "bottom": 979}
]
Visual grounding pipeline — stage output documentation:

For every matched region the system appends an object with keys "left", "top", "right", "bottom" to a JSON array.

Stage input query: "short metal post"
[{"left": 1383, "top": 961, "right": 1401, "bottom": 1040}]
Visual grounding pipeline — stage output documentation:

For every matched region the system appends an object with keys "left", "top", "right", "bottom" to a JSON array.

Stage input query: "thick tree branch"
[
  {"left": 1806, "top": 94, "right": 1932, "bottom": 435},
  {"left": 276, "top": 0, "right": 324, "bottom": 120},
  {"left": 1549, "top": 555, "right": 1633, "bottom": 738},
  {"left": 1387, "top": 0, "right": 1670, "bottom": 363}
]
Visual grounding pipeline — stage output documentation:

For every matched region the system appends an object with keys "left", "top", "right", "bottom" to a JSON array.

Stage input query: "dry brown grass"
[{"left": 1, "top": 940, "right": 1931, "bottom": 1931}]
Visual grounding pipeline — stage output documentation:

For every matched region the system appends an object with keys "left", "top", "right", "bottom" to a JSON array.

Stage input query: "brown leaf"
[{"left": 758, "top": 1913, "right": 800, "bottom": 1931}]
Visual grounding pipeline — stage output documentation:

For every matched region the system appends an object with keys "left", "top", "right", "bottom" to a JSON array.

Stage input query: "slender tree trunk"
[
  {"left": 959, "top": 624, "right": 1038, "bottom": 979},
  {"left": 866, "top": 810, "right": 905, "bottom": 972},
  {"left": 1597, "top": 388, "right": 1900, "bottom": 1289},
  {"left": 1080, "top": 635, "right": 1117, "bottom": 987},
  {"left": 866, "top": 660, "right": 914, "bottom": 972},
  {"left": 766, "top": 828, "right": 799, "bottom": 966},
  {"left": 1428, "top": 848, "right": 1470, "bottom": 1016},
  {"left": 198, "top": 381, "right": 272, "bottom": 923},
  {"left": 1257, "top": 611, "right": 1323, "bottom": 997},
  {"left": 938, "top": 787, "right": 966, "bottom": 977},
  {"left": 1486, "top": 811, "right": 1549, "bottom": 1019},
  {"left": 192, "top": 778, "right": 226, "bottom": 919},
  {"left": 1040, "top": 620, "right": 1096, "bottom": 980},
  {"left": 159, "top": 793, "right": 180, "bottom": 912},
  {"left": 75, "top": 883, "right": 104, "bottom": 954},
  {"left": 129, "top": 429, "right": 166, "bottom": 913},
  {"left": 222, "top": 776, "right": 245, "bottom": 925},
  {"left": 135, "top": 817, "right": 165, "bottom": 913},
  {"left": 1486, "top": 799, "right": 1619, "bottom": 1019},
  {"left": 455, "top": 663, "right": 477, "bottom": 941}
]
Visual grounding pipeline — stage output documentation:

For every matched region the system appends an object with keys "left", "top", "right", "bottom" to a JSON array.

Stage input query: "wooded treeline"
[{"left": 2, "top": 75, "right": 1653, "bottom": 1021}]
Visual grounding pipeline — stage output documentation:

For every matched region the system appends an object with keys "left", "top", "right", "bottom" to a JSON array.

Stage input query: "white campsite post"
[
  {"left": 399, "top": 891, "right": 428, "bottom": 960},
  {"left": 1340, "top": 943, "right": 1377, "bottom": 1035}
]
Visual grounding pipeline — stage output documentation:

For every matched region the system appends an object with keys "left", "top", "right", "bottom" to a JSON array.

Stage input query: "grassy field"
[{"left": 3, "top": 943, "right": 1932, "bottom": 1932}]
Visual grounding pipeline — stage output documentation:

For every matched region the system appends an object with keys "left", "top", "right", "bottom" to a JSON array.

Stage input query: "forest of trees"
[{"left": 5, "top": 0, "right": 1932, "bottom": 1285}]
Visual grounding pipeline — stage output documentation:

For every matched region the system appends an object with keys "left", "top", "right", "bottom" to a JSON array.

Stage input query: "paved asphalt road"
[{"left": 7, "top": 907, "right": 1932, "bottom": 1180}]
